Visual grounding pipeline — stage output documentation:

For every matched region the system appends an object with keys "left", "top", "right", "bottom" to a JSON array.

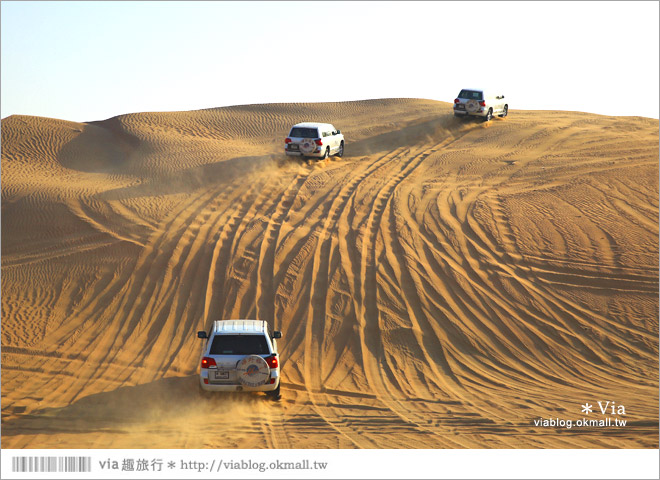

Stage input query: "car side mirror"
[
  {"left": 336, "top": 130, "right": 341, "bottom": 135},
  {"left": 197, "top": 331, "right": 207, "bottom": 339},
  {"left": 273, "top": 331, "right": 282, "bottom": 339},
  {"left": 501, "top": 96, "right": 505, "bottom": 99}
]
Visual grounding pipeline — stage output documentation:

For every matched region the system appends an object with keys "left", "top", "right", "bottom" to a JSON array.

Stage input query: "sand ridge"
[{"left": 1, "top": 99, "right": 658, "bottom": 448}]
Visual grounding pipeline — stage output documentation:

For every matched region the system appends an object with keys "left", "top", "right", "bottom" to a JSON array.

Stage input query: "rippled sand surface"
[{"left": 2, "top": 99, "right": 658, "bottom": 448}]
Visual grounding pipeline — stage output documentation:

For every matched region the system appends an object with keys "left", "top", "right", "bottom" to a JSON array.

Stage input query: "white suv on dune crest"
[
  {"left": 285, "top": 122, "right": 344, "bottom": 159},
  {"left": 197, "top": 320, "right": 282, "bottom": 399},
  {"left": 453, "top": 88, "right": 508, "bottom": 121}
]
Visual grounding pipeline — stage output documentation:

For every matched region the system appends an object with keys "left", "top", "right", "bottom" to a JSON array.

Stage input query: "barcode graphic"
[{"left": 11, "top": 456, "right": 92, "bottom": 473}]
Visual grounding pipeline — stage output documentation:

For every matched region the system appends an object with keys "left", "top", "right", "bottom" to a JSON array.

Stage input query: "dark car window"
[
  {"left": 209, "top": 335, "right": 269, "bottom": 355},
  {"left": 458, "top": 90, "right": 483, "bottom": 100},
  {"left": 289, "top": 127, "right": 318, "bottom": 138}
]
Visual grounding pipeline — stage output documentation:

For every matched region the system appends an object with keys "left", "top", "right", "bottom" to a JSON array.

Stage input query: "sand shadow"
[
  {"left": 95, "top": 153, "right": 277, "bottom": 202},
  {"left": 347, "top": 114, "right": 481, "bottom": 158},
  {"left": 56, "top": 117, "right": 141, "bottom": 174},
  {"left": 1, "top": 375, "right": 273, "bottom": 438},
  {"left": 56, "top": 116, "right": 283, "bottom": 201}
]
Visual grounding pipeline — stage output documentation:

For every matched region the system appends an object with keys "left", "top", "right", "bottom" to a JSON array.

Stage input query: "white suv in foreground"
[
  {"left": 285, "top": 122, "right": 344, "bottom": 159},
  {"left": 453, "top": 88, "right": 508, "bottom": 121},
  {"left": 197, "top": 320, "right": 282, "bottom": 399}
]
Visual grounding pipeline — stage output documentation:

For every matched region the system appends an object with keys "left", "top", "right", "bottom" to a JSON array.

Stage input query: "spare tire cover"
[
  {"left": 299, "top": 139, "right": 317, "bottom": 154},
  {"left": 466, "top": 99, "right": 479, "bottom": 112},
  {"left": 236, "top": 355, "right": 270, "bottom": 387}
]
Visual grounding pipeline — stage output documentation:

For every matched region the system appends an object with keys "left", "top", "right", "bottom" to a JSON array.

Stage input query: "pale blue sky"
[{"left": 2, "top": 1, "right": 658, "bottom": 122}]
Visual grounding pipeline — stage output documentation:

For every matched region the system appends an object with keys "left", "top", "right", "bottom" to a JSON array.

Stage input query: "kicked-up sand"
[{"left": 1, "top": 99, "right": 658, "bottom": 448}]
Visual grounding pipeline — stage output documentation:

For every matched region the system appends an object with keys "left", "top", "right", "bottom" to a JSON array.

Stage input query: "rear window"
[
  {"left": 458, "top": 90, "right": 483, "bottom": 100},
  {"left": 289, "top": 127, "right": 318, "bottom": 138},
  {"left": 209, "top": 334, "right": 269, "bottom": 355}
]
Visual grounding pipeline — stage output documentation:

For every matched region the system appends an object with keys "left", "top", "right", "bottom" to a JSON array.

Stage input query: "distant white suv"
[
  {"left": 197, "top": 320, "right": 282, "bottom": 399},
  {"left": 285, "top": 122, "right": 344, "bottom": 159},
  {"left": 453, "top": 89, "right": 508, "bottom": 121}
]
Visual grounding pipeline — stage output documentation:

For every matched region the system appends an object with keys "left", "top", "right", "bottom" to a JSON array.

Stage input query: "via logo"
[
  {"left": 598, "top": 401, "right": 626, "bottom": 415},
  {"left": 582, "top": 401, "right": 626, "bottom": 415}
]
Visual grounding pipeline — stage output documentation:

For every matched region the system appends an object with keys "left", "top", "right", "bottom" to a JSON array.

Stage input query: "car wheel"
[
  {"left": 299, "top": 139, "right": 316, "bottom": 155},
  {"left": 320, "top": 147, "right": 329, "bottom": 160},
  {"left": 336, "top": 142, "right": 344, "bottom": 157},
  {"left": 266, "top": 382, "right": 281, "bottom": 400},
  {"left": 484, "top": 109, "right": 493, "bottom": 122},
  {"left": 237, "top": 355, "right": 271, "bottom": 387},
  {"left": 499, "top": 105, "right": 508, "bottom": 118}
]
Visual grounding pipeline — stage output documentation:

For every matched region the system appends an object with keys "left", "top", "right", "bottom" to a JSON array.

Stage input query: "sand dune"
[{"left": 1, "top": 99, "right": 658, "bottom": 448}]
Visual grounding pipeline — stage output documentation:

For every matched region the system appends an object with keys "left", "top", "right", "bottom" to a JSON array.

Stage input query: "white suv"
[
  {"left": 284, "top": 122, "right": 344, "bottom": 159},
  {"left": 197, "top": 320, "right": 282, "bottom": 399},
  {"left": 453, "top": 89, "right": 508, "bottom": 121}
]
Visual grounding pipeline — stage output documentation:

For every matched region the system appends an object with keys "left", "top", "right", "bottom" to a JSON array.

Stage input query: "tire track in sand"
[
  {"left": 255, "top": 170, "right": 310, "bottom": 327},
  {"left": 349, "top": 133, "right": 494, "bottom": 445},
  {"left": 21, "top": 185, "right": 233, "bottom": 406},
  {"left": 302, "top": 147, "right": 410, "bottom": 448}
]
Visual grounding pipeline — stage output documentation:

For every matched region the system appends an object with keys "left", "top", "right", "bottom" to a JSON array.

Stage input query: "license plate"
[
  {"left": 457, "top": 104, "right": 465, "bottom": 110},
  {"left": 289, "top": 144, "right": 299, "bottom": 151},
  {"left": 214, "top": 371, "right": 229, "bottom": 380}
]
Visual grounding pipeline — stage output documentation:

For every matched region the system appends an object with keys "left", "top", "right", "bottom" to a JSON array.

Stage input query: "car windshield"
[
  {"left": 209, "top": 335, "right": 269, "bottom": 355},
  {"left": 289, "top": 127, "right": 318, "bottom": 138},
  {"left": 458, "top": 90, "right": 483, "bottom": 100}
]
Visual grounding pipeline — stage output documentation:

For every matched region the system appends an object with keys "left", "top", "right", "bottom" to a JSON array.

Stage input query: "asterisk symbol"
[
  {"left": 168, "top": 461, "right": 176, "bottom": 469},
  {"left": 581, "top": 403, "right": 593, "bottom": 414}
]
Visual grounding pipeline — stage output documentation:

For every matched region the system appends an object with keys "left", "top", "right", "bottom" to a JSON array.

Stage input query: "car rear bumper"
[
  {"left": 453, "top": 107, "right": 487, "bottom": 117},
  {"left": 285, "top": 149, "right": 324, "bottom": 157},
  {"left": 199, "top": 369, "right": 280, "bottom": 392},
  {"left": 199, "top": 380, "right": 280, "bottom": 392}
]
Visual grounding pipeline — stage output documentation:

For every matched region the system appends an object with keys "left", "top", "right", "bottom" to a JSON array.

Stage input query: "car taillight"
[
  {"left": 284, "top": 138, "right": 292, "bottom": 144},
  {"left": 454, "top": 99, "right": 460, "bottom": 104},
  {"left": 479, "top": 101, "right": 486, "bottom": 107},
  {"left": 265, "top": 355, "right": 278, "bottom": 368},
  {"left": 314, "top": 139, "right": 323, "bottom": 146},
  {"left": 201, "top": 357, "right": 216, "bottom": 369}
]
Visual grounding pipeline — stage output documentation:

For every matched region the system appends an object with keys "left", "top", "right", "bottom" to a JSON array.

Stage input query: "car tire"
[
  {"left": 484, "top": 109, "right": 493, "bottom": 122},
  {"left": 320, "top": 147, "right": 329, "bottom": 160},
  {"left": 499, "top": 105, "right": 508, "bottom": 118},
  {"left": 299, "top": 139, "right": 317, "bottom": 155},
  {"left": 266, "top": 382, "right": 281, "bottom": 400},
  {"left": 237, "top": 355, "right": 271, "bottom": 387},
  {"left": 336, "top": 142, "right": 344, "bottom": 157},
  {"left": 466, "top": 99, "right": 479, "bottom": 113}
]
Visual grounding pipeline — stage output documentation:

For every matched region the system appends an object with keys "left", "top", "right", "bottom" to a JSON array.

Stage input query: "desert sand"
[{"left": 1, "top": 99, "right": 658, "bottom": 448}]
